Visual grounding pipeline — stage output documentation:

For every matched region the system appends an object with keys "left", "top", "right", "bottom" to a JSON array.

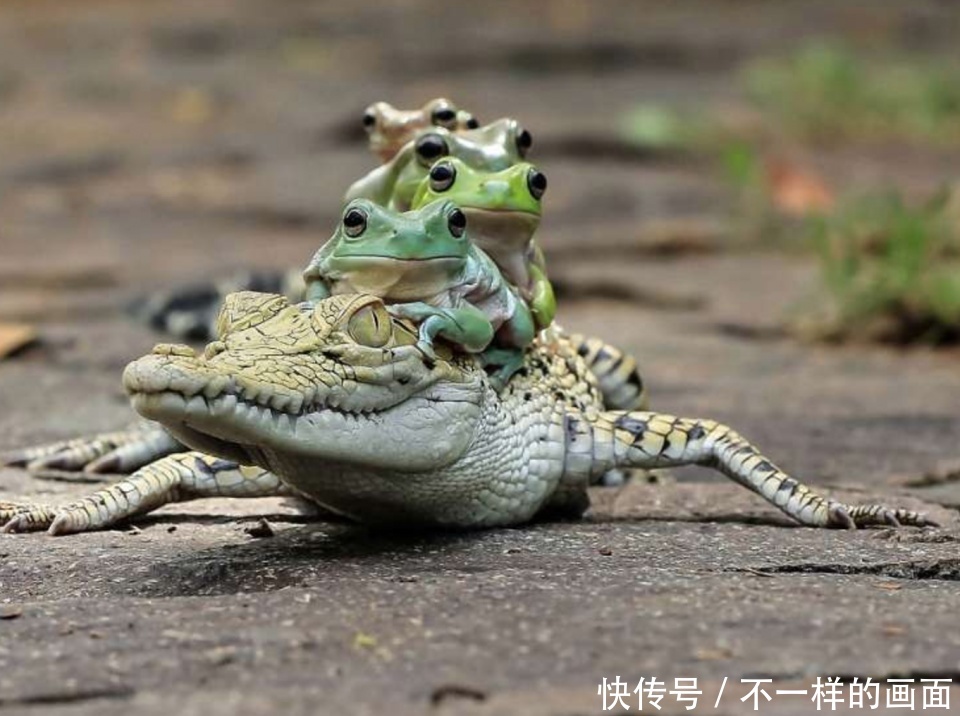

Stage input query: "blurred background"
[{"left": 2, "top": 0, "right": 960, "bottom": 484}]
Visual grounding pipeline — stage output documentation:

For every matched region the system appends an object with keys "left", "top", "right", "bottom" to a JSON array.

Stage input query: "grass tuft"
[
  {"left": 796, "top": 189, "right": 960, "bottom": 344},
  {"left": 745, "top": 43, "right": 960, "bottom": 145}
]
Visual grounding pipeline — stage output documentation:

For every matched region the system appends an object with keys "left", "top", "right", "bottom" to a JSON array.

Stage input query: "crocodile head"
[{"left": 123, "top": 292, "right": 484, "bottom": 473}]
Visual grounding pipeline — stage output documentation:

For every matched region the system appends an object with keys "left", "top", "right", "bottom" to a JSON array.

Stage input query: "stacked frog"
[
  {"left": 140, "top": 98, "right": 555, "bottom": 383},
  {"left": 305, "top": 98, "right": 555, "bottom": 385}
]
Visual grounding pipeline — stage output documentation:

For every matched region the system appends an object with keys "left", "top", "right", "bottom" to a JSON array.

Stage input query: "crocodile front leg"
[
  {"left": 1, "top": 453, "right": 288, "bottom": 535},
  {"left": 568, "top": 410, "right": 936, "bottom": 528},
  {"left": 2, "top": 423, "right": 182, "bottom": 475}
]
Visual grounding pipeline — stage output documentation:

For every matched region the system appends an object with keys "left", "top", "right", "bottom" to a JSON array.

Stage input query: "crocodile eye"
[
  {"left": 342, "top": 207, "right": 367, "bottom": 238},
  {"left": 362, "top": 110, "right": 376, "bottom": 133},
  {"left": 431, "top": 105, "right": 458, "bottom": 129},
  {"left": 415, "top": 133, "right": 449, "bottom": 168},
  {"left": 527, "top": 168, "right": 547, "bottom": 200},
  {"left": 347, "top": 303, "right": 392, "bottom": 348},
  {"left": 429, "top": 161, "right": 457, "bottom": 192},
  {"left": 447, "top": 208, "right": 467, "bottom": 238},
  {"left": 465, "top": 116, "right": 479, "bottom": 130},
  {"left": 516, "top": 128, "right": 533, "bottom": 157}
]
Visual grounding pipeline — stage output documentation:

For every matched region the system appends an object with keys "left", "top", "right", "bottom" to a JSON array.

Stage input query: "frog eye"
[
  {"left": 429, "top": 161, "right": 457, "bottom": 192},
  {"left": 347, "top": 302, "right": 392, "bottom": 348},
  {"left": 516, "top": 128, "right": 533, "bottom": 158},
  {"left": 431, "top": 105, "right": 458, "bottom": 129},
  {"left": 527, "top": 168, "right": 547, "bottom": 201},
  {"left": 447, "top": 208, "right": 467, "bottom": 238},
  {"left": 342, "top": 207, "right": 367, "bottom": 238},
  {"left": 465, "top": 116, "right": 480, "bottom": 130},
  {"left": 415, "top": 133, "right": 450, "bottom": 168},
  {"left": 362, "top": 110, "right": 376, "bottom": 133}
]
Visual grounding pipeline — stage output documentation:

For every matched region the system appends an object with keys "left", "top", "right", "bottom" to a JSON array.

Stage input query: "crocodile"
[{"left": 0, "top": 291, "right": 933, "bottom": 534}]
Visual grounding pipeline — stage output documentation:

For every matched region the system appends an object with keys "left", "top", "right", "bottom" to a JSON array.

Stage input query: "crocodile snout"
[{"left": 123, "top": 354, "right": 209, "bottom": 398}]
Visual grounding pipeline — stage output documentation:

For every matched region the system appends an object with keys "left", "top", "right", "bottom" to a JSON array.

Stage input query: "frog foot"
[
  {"left": 415, "top": 338, "right": 438, "bottom": 364},
  {"left": 481, "top": 348, "right": 527, "bottom": 391}
]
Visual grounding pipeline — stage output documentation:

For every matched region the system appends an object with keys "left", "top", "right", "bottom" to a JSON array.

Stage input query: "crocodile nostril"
[
  {"left": 203, "top": 341, "right": 227, "bottom": 360},
  {"left": 152, "top": 343, "right": 197, "bottom": 358}
]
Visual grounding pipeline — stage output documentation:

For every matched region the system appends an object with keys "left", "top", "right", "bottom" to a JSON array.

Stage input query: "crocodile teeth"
[
  {"left": 203, "top": 375, "right": 233, "bottom": 399},
  {"left": 287, "top": 393, "right": 304, "bottom": 415},
  {"left": 269, "top": 393, "right": 290, "bottom": 413},
  {"left": 215, "top": 393, "right": 238, "bottom": 417},
  {"left": 241, "top": 383, "right": 260, "bottom": 403},
  {"left": 169, "top": 373, "right": 204, "bottom": 398},
  {"left": 255, "top": 387, "right": 274, "bottom": 407},
  {"left": 185, "top": 395, "right": 208, "bottom": 416}
]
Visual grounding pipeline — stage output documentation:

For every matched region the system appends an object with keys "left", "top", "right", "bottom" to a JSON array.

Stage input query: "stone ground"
[{"left": 2, "top": 1, "right": 960, "bottom": 714}]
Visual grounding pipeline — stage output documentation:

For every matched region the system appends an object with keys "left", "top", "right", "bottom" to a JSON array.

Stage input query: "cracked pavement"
[{"left": 2, "top": 0, "right": 960, "bottom": 714}]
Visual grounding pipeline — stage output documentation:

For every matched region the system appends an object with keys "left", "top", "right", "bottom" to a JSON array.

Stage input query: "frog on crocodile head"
[
  {"left": 344, "top": 118, "right": 534, "bottom": 212},
  {"left": 362, "top": 98, "right": 479, "bottom": 163},
  {"left": 302, "top": 198, "right": 534, "bottom": 383},
  {"left": 410, "top": 157, "right": 555, "bottom": 330}
]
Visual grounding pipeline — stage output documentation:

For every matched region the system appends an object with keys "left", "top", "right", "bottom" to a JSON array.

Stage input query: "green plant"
[
  {"left": 745, "top": 43, "right": 960, "bottom": 144},
  {"left": 798, "top": 189, "right": 960, "bottom": 343},
  {"left": 619, "top": 104, "right": 713, "bottom": 151},
  {"left": 718, "top": 140, "right": 779, "bottom": 244}
]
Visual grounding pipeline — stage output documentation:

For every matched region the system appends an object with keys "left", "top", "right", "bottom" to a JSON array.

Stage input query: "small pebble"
[
  {"left": 0, "top": 605, "right": 23, "bottom": 620},
  {"left": 245, "top": 518, "right": 275, "bottom": 539}
]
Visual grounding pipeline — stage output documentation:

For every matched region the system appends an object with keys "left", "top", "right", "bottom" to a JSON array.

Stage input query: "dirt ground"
[{"left": 2, "top": 1, "right": 960, "bottom": 714}]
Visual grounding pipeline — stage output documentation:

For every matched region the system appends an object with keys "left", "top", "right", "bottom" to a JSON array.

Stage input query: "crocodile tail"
[
  {"left": 129, "top": 269, "right": 305, "bottom": 341},
  {"left": 567, "top": 333, "right": 647, "bottom": 410}
]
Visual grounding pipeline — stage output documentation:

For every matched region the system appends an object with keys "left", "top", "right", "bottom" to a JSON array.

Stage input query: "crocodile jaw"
[
  {"left": 130, "top": 386, "right": 480, "bottom": 473},
  {"left": 123, "top": 350, "right": 483, "bottom": 473}
]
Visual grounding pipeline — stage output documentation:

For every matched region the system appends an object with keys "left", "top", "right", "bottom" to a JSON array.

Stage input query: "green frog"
[
  {"left": 302, "top": 198, "right": 534, "bottom": 381},
  {"left": 344, "top": 118, "right": 533, "bottom": 212},
  {"left": 362, "top": 98, "right": 478, "bottom": 163},
  {"left": 410, "top": 157, "right": 555, "bottom": 329}
]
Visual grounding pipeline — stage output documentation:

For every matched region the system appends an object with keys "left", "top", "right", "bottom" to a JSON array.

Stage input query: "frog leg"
[
  {"left": 479, "top": 347, "right": 527, "bottom": 390},
  {"left": 303, "top": 275, "right": 332, "bottom": 302},
  {"left": 387, "top": 302, "right": 494, "bottom": 360},
  {"left": 481, "top": 300, "right": 536, "bottom": 387},
  {"left": 495, "top": 294, "right": 535, "bottom": 350},
  {"left": 522, "top": 244, "right": 556, "bottom": 330},
  {"left": 529, "top": 263, "right": 557, "bottom": 330}
]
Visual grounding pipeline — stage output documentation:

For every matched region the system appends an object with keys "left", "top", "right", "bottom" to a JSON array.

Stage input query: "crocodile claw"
[
  {"left": 2, "top": 427, "right": 181, "bottom": 476},
  {"left": 826, "top": 501, "right": 938, "bottom": 529},
  {"left": 0, "top": 501, "right": 57, "bottom": 534}
]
